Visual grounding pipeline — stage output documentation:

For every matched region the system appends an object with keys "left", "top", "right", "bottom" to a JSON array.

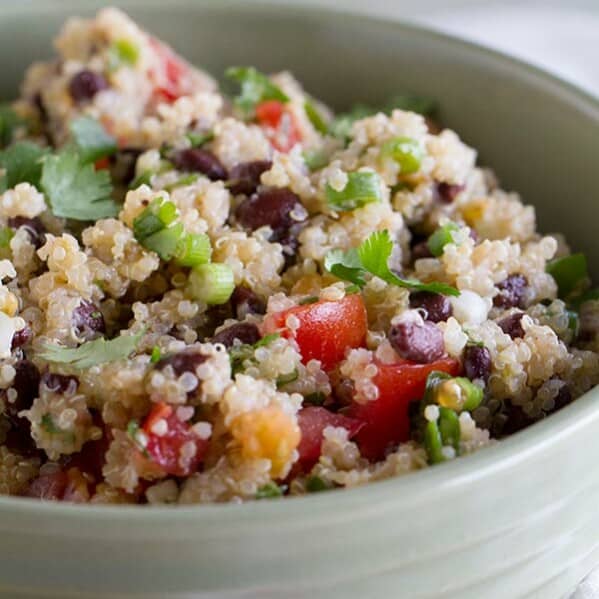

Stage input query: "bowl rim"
[{"left": 1, "top": 0, "right": 599, "bottom": 526}]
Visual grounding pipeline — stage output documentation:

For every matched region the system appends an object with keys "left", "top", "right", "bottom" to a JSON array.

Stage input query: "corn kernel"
[
  {"left": 0, "top": 291, "right": 19, "bottom": 316},
  {"left": 230, "top": 405, "right": 300, "bottom": 478},
  {"left": 435, "top": 379, "right": 465, "bottom": 411},
  {"left": 461, "top": 200, "right": 486, "bottom": 226}
]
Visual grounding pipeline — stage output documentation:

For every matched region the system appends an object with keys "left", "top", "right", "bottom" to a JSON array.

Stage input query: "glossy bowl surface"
[{"left": 1, "top": 2, "right": 599, "bottom": 598}]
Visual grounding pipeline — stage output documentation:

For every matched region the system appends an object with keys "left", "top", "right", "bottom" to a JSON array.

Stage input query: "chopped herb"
[
  {"left": 324, "top": 247, "right": 366, "bottom": 288},
  {"left": 567, "top": 310, "right": 580, "bottom": 338},
  {"left": 164, "top": 173, "right": 199, "bottom": 191},
  {"left": 41, "top": 413, "right": 62, "bottom": 434},
  {"left": 344, "top": 284, "right": 361, "bottom": 294},
  {"left": 41, "top": 149, "right": 118, "bottom": 220},
  {"left": 546, "top": 253, "right": 588, "bottom": 299},
  {"left": 0, "top": 141, "right": 48, "bottom": 191},
  {"left": 229, "top": 333, "right": 281, "bottom": 374},
  {"left": 329, "top": 104, "right": 372, "bottom": 140},
  {"left": 108, "top": 39, "right": 140, "bottom": 71},
  {"left": 427, "top": 222, "right": 460, "bottom": 257},
  {"left": 276, "top": 369, "right": 299, "bottom": 388},
  {"left": 39, "top": 329, "right": 145, "bottom": 370},
  {"left": 186, "top": 131, "right": 214, "bottom": 148},
  {"left": 304, "top": 100, "right": 328, "bottom": 134},
  {"left": 69, "top": 116, "right": 117, "bottom": 164},
  {"left": 0, "top": 227, "right": 13, "bottom": 248},
  {"left": 324, "top": 230, "right": 458, "bottom": 296},
  {"left": 256, "top": 482, "right": 286, "bottom": 499},
  {"left": 303, "top": 148, "right": 329, "bottom": 172},
  {"left": 126, "top": 419, "right": 149, "bottom": 456},
  {"left": 325, "top": 171, "right": 383, "bottom": 212},
  {"left": 226, "top": 66, "right": 289, "bottom": 117},
  {"left": 304, "top": 392, "right": 326, "bottom": 406},
  {"left": 305, "top": 475, "right": 331, "bottom": 493},
  {"left": 150, "top": 346, "right": 162, "bottom": 363},
  {"left": 298, "top": 295, "right": 318, "bottom": 305}
]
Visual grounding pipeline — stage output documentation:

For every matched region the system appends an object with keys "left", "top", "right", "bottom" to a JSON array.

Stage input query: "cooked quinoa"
[{"left": 0, "top": 8, "right": 597, "bottom": 504}]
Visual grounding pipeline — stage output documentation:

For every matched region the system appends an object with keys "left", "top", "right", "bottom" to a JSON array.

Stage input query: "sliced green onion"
[
  {"left": 256, "top": 482, "right": 286, "bottom": 499},
  {"left": 454, "top": 377, "right": 484, "bottom": 412},
  {"left": 427, "top": 222, "right": 460, "bottom": 257},
  {"left": 380, "top": 137, "right": 424, "bottom": 175},
  {"left": 150, "top": 346, "right": 162, "bottom": 363},
  {"left": 187, "top": 131, "right": 214, "bottom": 148},
  {"left": 303, "top": 148, "right": 329, "bottom": 172},
  {"left": 189, "top": 263, "right": 235, "bottom": 305},
  {"left": 0, "top": 227, "right": 14, "bottom": 248},
  {"left": 143, "top": 223, "right": 185, "bottom": 260},
  {"left": 546, "top": 253, "right": 588, "bottom": 298},
  {"left": 174, "top": 233, "right": 212, "bottom": 267},
  {"left": 129, "top": 170, "right": 154, "bottom": 190},
  {"left": 304, "top": 100, "right": 328, "bottom": 134},
  {"left": 164, "top": 173, "right": 199, "bottom": 192},
  {"left": 157, "top": 200, "right": 178, "bottom": 226},
  {"left": 438, "top": 407, "right": 460, "bottom": 452},
  {"left": 108, "top": 39, "right": 140, "bottom": 71},
  {"left": 305, "top": 475, "right": 331, "bottom": 493},
  {"left": 424, "top": 420, "right": 444, "bottom": 465},
  {"left": 567, "top": 310, "right": 580, "bottom": 338},
  {"left": 326, "top": 171, "right": 383, "bottom": 212},
  {"left": 133, "top": 198, "right": 179, "bottom": 248}
]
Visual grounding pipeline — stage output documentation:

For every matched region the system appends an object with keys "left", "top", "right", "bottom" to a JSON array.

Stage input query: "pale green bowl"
[{"left": 1, "top": 2, "right": 599, "bottom": 598}]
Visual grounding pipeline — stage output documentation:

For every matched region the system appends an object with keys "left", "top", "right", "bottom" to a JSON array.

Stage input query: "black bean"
[
  {"left": 553, "top": 384, "right": 572, "bottom": 411},
  {"left": 72, "top": 300, "right": 106, "bottom": 340},
  {"left": 235, "top": 188, "right": 305, "bottom": 240},
  {"left": 409, "top": 291, "right": 452, "bottom": 323},
  {"left": 436, "top": 182, "right": 465, "bottom": 203},
  {"left": 8, "top": 216, "right": 46, "bottom": 249},
  {"left": 40, "top": 372, "right": 78, "bottom": 395},
  {"left": 212, "top": 322, "right": 260, "bottom": 348},
  {"left": 501, "top": 400, "right": 533, "bottom": 436},
  {"left": 111, "top": 148, "right": 142, "bottom": 185},
  {"left": 68, "top": 70, "right": 109, "bottom": 102},
  {"left": 5, "top": 360, "right": 40, "bottom": 421},
  {"left": 463, "top": 344, "right": 492, "bottom": 382},
  {"left": 231, "top": 286, "right": 265, "bottom": 320},
  {"left": 498, "top": 312, "right": 525, "bottom": 339},
  {"left": 228, "top": 160, "right": 272, "bottom": 195},
  {"left": 411, "top": 240, "right": 433, "bottom": 261},
  {"left": 388, "top": 320, "right": 445, "bottom": 363},
  {"left": 332, "top": 376, "right": 355, "bottom": 407},
  {"left": 494, "top": 274, "right": 528, "bottom": 309},
  {"left": 155, "top": 351, "right": 207, "bottom": 378},
  {"left": 171, "top": 148, "right": 227, "bottom": 181}
]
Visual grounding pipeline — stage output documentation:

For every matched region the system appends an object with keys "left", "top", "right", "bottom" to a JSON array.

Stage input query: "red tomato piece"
[
  {"left": 348, "top": 357, "right": 461, "bottom": 460},
  {"left": 142, "top": 402, "right": 209, "bottom": 477},
  {"left": 148, "top": 38, "right": 192, "bottom": 103},
  {"left": 262, "top": 294, "right": 368, "bottom": 371},
  {"left": 296, "top": 406, "right": 364, "bottom": 472},
  {"left": 255, "top": 100, "right": 301, "bottom": 152}
]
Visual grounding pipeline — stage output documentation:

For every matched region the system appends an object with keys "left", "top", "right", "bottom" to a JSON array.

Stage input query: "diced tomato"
[
  {"left": 262, "top": 294, "right": 367, "bottom": 371},
  {"left": 296, "top": 406, "right": 364, "bottom": 472},
  {"left": 94, "top": 156, "right": 110, "bottom": 170},
  {"left": 255, "top": 100, "right": 301, "bottom": 152},
  {"left": 348, "top": 357, "right": 461, "bottom": 460},
  {"left": 148, "top": 38, "right": 192, "bottom": 104},
  {"left": 141, "top": 402, "right": 209, "bottom": 477}
]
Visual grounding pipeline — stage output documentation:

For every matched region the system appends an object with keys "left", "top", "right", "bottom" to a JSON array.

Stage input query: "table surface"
[{"left": 274, "top": 1, "right": 599, "bottom": 596}]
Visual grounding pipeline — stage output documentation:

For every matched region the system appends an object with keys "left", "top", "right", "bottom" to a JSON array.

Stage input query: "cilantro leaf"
[
  {"left": 324, "top": 230, "right": 459, "bottom": 296},
  {"left": 40, "top": 149, "right": 118, "bottom": 220},
  {"left": 323, "top": 247, "right": 366, "bottom": 287},
  {"left": 0, "top": 104, "right": 24, "bottom": 148},
  {"left": 69, "top": 116, "right": 117, "bottom": 164},
  {"left": 226, "top": 66, "right": 289, "bottom": 116},
  {"left": 358, "top": 230, "right": 459, "bottom": 296},
  {"left": 39, "top": 330, "right": 145, "bottom": 370},
  {"left": 0, "top": 141, "right": 48, "bottom": 191}
]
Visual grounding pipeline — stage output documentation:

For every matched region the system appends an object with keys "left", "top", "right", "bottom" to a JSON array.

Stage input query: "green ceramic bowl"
[{"left": 1, "top": 2, "right": 599, "bottom": 598}]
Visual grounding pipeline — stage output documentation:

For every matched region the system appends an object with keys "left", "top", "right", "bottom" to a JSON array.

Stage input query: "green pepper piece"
[
  {"left": 438, "top": 407, "right": 460, "bottom": 452},
  {"left": 546, "top": 253, "right": 588, "bottom": 298}
]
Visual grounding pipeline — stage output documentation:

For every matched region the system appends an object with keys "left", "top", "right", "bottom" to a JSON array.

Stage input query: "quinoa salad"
[{"left": 0, "top": 9, "right": 597, "bottom": 505}]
